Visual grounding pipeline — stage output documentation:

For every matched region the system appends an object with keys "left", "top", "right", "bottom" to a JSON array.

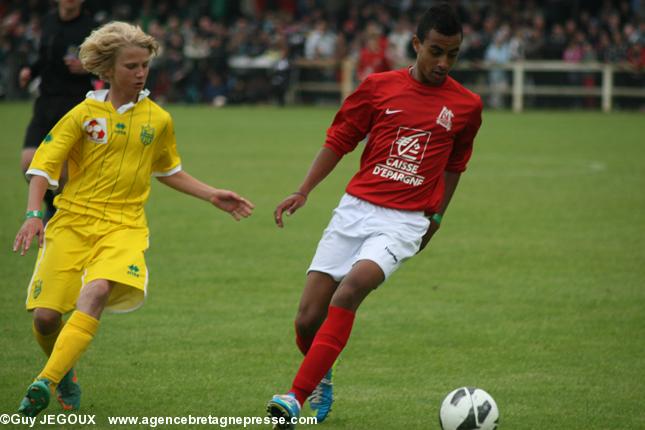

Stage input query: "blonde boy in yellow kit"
[{"left": 13, "top": 21, "right": 254, "bottom": 417}]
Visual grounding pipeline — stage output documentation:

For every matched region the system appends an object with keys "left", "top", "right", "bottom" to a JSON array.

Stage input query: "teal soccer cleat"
[
  {"left": 18, "top": 378, "right": 52, "bottom": 417},
  {"left": 308, "top": 367, "right": 334, "bottom": 422},
  {"left": 267, "top": 393, "right": 301, "bottom": 429},
  {"left": 57, "top": 368, "right": 81, "bottom": 411}
]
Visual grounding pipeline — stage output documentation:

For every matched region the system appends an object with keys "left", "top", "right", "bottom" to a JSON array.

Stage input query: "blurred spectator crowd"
[{"left": 1, "top": 0, "right": 643, "bottom": 105}]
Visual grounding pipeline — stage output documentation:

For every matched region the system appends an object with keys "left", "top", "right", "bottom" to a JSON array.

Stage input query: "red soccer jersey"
[{"left": 324, "top": 68, "right": 483, "bottom": 213}]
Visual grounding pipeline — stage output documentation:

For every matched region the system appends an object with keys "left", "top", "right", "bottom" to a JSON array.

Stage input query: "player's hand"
[
  {"left": 64, "top": 57, "right": 85, "bottom": 74},
  {"left": 19, "top": 67, "right": 31, "bottom": 88},
  {"left": 13, "top": 218, "right": 44, "bottom": 256},
  {"left": 209, "top": 189, "right": 254, "bottom": 221},
  {"left": 418, "top": 220, "right": 440, "bottom": 253},
  {"left": 274, "top": 192, "right": 307, "bottom": 228}
]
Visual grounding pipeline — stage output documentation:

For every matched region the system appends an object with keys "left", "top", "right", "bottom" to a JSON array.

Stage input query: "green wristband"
[
  {"left": 430, "top": 213, "right": 443, "bottom": 225},
  {"left": 25, "top": 210, "right": 43, "bottom": 220}
]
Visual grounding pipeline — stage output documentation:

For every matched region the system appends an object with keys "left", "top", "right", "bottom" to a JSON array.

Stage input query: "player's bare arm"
[
  {"left": 156, "top": 170, "right": 254, "bottom": 221},
  {"left": 13, "top": 175, "right": 49, "bottom": 255},
  {"left": 274, "top": 147, "right": 342, "bottom": 228},
  {"left": 419, "top": 171, "right": 461, "bottom": 252}
]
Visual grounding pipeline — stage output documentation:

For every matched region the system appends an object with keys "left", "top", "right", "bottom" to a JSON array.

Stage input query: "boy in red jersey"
[{"left": 267, "top": 4, "right": 483, "bottom": 428}]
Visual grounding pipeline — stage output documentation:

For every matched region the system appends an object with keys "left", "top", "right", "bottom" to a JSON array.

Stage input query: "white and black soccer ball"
[{"left": 439, "top": 387, "right": 499, "bottom": 430}]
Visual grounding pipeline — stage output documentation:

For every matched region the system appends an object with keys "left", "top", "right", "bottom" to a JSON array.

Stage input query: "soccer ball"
[{"left": 439, "top": 387, "right": 499, "bottom": 430}]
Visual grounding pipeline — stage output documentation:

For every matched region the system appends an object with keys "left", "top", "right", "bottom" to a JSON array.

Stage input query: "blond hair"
[{"left": 79, "top": 21, "right": 160, "bottom": 81}]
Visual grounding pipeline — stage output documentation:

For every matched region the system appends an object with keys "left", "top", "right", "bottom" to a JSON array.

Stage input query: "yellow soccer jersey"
[{"left": 27, "top": 90, "right": 181, "bottom": 226}]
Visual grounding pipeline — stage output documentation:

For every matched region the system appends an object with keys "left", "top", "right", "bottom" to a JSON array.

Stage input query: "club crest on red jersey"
[
  {"left": 436, "top": 106, "right": 454, "bottom": 131},
  {"left": 83, "top": 118, "right": 108, "bottom": 144}
]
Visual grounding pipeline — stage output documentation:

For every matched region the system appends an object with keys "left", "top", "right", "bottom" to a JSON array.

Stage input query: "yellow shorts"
[{"left": 26, "top": 210, "right": 149, "bottom": 314}]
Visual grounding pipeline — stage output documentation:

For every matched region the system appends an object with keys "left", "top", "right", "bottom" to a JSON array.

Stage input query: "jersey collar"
[{"left": 85, "top": 89, "right": 150, "bottom": 114}]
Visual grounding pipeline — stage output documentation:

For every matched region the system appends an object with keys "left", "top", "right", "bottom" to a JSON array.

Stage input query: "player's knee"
[
  {"left": 345, "top": 261, "right": 384, "bottom": 290},
  {"left": 295, "top": 310, "right": 324, "bottom": 338},
  {"left": 331, "top": 277, "right": 378, "bottom": 310},
  {"left": 33, "top": 308, "right": 62, "bottom": 334},
  {"left": 77, "top": 279, "right": 112, "bottom": 315},
  {"left": 330, "top": 288, "right": 363, "bottom": 310},
  {"left": 85, "top": 279, "right": 111, "bottom": 299},
  {"left": 344, "top": 274, "right": 379, "bottom": 295}
]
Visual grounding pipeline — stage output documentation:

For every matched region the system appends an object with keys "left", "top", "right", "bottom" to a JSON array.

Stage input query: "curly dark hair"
[{"left": 416, "top": 3, "right": 463, "bottom": 41}]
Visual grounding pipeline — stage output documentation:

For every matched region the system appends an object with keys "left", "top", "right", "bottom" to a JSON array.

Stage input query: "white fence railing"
[
  {"left": 457, "top": 61, "right": 645, "bottom": 112},
  {"left": 287, "top": 59, "right": 645, "bottom": 112}
]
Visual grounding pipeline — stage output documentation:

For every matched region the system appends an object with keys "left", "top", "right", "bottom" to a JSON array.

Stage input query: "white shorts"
[{"left": 308, "top": 194, "right": 430, "bottom": 281}]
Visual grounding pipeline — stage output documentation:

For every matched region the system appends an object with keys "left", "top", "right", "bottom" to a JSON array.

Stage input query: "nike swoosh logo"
[{"left": 385, "top": 108, "right": 403, "bottom": 115}]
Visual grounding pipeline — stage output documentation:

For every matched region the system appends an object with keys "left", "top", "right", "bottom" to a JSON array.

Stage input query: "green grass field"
[{"left": 0, "top": 103, "right": 644, "bottom": 429}]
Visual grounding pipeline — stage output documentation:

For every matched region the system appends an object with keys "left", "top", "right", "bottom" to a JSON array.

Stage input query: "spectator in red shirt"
[{"left": 357, "top": 22, "right": 390, "bottom": 81}]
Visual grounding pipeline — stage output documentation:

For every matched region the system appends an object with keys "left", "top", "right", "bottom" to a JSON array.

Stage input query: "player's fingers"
[
  {"left": 25, "top": 230, "right": 35, "bottom": 251},
  {"left": 18, "top": 233, "right": 27, "bottom": 255},
  {"left": 230, "top": 210, "right": 241, "bottom": 221},
  {"left": 13, "top": 232, "right": 23, "bottom": 252},
  {"left": 240, "top": 197, "right": 255, "bottom": 209},
  {"left": 224, "top": 191, "right": 250, "bottom": 206},
  {"left": 235, "top": 198, "right": 253, "bottom": 214},
  {"left": 274, "top": 206, "right": 285, "bottom": 227},
  {"left": 21, "top": 234, "right": 32, "bottom": 256},
  {"left": 237, "top": 204, "right": 252, "bottom": 218},
  {"left": 286, "top": 200, "right": 301, "bottom": 216}
]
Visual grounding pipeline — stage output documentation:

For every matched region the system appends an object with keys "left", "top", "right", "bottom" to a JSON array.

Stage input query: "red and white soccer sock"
[{"left": 289, "top": 306, "right": 355, "bottom": 405}]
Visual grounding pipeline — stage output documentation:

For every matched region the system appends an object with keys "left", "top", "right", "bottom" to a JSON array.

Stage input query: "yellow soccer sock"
[
  {"left": 33, "top": 320, "right": 65, "bottom": 356},
  {"left": 38, "top": 311, "right": 99, "bottom": 384}
]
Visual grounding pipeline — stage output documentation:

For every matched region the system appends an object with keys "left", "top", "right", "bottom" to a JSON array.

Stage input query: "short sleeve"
[
  {"left": 26, "top": 111, "right": 82, "bottom": 190},
  {"left": 445, "top": 96, "right": 483, "bottom": 173},
  {"left": 151, "top": 114, "right": 182, "bottom": 177},
  {"left": 324, "top": 76, "right": 377, "bottom": 156}
]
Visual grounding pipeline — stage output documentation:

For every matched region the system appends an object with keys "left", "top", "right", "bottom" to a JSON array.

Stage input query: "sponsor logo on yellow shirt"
[
  {"left": 114, "top": 122, "right": 127, "bottom": 136},
  {"left": 127, "top": 264, "right": 141, "bottom": 278},
  {"left": 83, "top": 118, "right": 108, "bottom": 144}
]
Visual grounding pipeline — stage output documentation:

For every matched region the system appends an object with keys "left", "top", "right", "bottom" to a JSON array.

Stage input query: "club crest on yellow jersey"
[
  {"left": 33, "top": 279, "right": 43, "bottom": 299},
  {"left": 140, "top": 125, "right": 155, "bottom": 145}
]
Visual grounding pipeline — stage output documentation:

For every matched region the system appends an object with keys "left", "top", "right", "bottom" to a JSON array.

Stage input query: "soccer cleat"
[
  {"left": 267, "top": 393, "right": 301, "bottom": 430},
  {"left": 308, "top": 367, "right": 334, "bottom": 422},
  {"left": 18, "top": 378, "right": 52, "bottom": 417},
  {"left": 57, "top": 368, "right": 81, "bottom": 411}
]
